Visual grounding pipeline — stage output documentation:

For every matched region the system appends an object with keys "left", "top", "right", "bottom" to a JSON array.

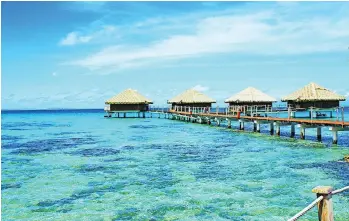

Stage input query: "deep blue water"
[{"left": 1, "top": 109, "right": 349, "bottom": 221}]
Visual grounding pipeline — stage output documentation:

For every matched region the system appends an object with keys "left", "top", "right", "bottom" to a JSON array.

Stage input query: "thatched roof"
[
  {"left": 225, "top": 87, "right": 277, "bottom": 103},
  {"left": 105, "top": 88, "right": 153, "bottom": 104},
  {"left": 281, "top": 82, "right": 346, "bottom": 102},
  {"left": 168, "top": 88, "right": 216, "bottom": 104}
]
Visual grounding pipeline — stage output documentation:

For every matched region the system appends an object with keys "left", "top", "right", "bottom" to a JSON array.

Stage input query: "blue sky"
[{"left": 2, "top": 1, "right": 349, "bottom": 109}]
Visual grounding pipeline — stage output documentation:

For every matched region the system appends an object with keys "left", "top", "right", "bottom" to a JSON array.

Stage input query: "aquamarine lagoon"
[{"left": 2, "top": 109, "right": 349, "bottom": 220}]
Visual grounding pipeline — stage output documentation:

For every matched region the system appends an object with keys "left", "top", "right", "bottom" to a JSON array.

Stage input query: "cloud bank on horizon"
[{"left": 2, "top": 1, "right": 349, "bottom": 109}]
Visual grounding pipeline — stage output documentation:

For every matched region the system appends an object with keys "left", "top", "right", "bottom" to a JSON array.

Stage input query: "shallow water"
[{"left": 2, "top": 110, "right": 349, "bottom": 221}]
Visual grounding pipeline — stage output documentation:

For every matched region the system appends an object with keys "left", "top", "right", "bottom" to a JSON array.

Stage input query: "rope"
[
  {"left": 332, "top": 186, "right": 349, "bottom": 195},
  {"left": 287, "top": 196, "right": 323, "bottom": 221}
]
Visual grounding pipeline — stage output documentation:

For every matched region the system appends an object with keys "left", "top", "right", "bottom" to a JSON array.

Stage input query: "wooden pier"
[
  {"left": 162, "top": 106, "right": 348, "bottom": 144},
  {"left": 104, "top": 105, "right": 348, "bottom": 144}
]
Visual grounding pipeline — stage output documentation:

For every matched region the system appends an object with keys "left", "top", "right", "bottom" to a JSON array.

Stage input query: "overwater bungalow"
[
  {"left": 281, "top": 82, "right": 346, "bottom": 109},
  {"left": 225, "top": 87, "right": 277, "bottom": 107},
  {"left": 104, "top": 88, "right": 153, "bottom": 112},
  {"left": 225, "top": 87, "right": 277, "bottom": 115},
  {"left": 167, "top": 88, "right": 216, "bottom": 109}
]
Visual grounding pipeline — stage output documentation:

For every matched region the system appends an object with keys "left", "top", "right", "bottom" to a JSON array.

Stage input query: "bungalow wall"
[
  {"left": 287, "top": 101, "right": 340, "bottom": 109},
  {"left": 109, "top": 104, "right": 149, "bottom": 111}
]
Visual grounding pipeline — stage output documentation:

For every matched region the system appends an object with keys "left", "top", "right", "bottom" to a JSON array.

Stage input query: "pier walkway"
[
  {"left": 150, "top": 105, "right": 349, "bottom": 144},
  {"left": 105, "top": 105, "right": 349, "bottom": 144}
]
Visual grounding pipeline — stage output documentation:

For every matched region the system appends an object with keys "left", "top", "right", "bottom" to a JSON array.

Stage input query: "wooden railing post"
[{"left": 312, "top": 186, "right": 334, "bottom": 221}]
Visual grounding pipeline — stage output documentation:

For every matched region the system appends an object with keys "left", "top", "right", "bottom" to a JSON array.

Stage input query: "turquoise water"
[{"left": 2, "top": 110, "right": 349, "bottom": 221}]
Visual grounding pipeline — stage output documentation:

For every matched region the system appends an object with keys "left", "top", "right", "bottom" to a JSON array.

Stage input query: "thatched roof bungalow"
[
  {"left": 168, "top": 88, "right": 216, "bottom": 108},
  {"left": 281, "top": 82, "right": 346, "bottom": 109},
  {"left": 105, "top": 88, "right": 153, "bottom": 112},
  {"left": 225, "top": 87, "right": 277, "bottom": 107}
]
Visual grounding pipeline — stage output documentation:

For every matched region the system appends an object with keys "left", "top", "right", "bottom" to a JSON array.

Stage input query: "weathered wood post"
[
  {"left": 256, "top": 123, "right": 260, "bottom": 133},
  {"left": 239, "top": 121, "right": 244, "bottom": 130},
  {"left": 300, "top": 127, "right": 305, "bottom": 140},
  {"left": 312, "top": 186, "right": 334, "bottom": 221},
  {"left": 227, "top": 119, "right": 231, "bottom": 128},
  {"left": 291, "top": 123, "right": 295, "bottom": 138},
  {"left": 317, "top": 127, "right": 322, "bottom": 142},
  {"left": 270, "top": 122, "right": 274, "bottom": 135},
  {"left": 332, "top": 130, "right": 338, "bottom": 145},
  {"left": 275, "top": 122, "right": 280, "bottom": 136}
]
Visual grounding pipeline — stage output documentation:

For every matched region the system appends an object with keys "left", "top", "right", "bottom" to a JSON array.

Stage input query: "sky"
[{"left": 1, "top": 1, "right": 349, "bottom": 109}]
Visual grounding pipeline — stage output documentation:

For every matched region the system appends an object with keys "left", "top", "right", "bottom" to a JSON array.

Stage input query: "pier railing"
[{"left": 288, "top": 185, "right": 349, "bottom": 221}]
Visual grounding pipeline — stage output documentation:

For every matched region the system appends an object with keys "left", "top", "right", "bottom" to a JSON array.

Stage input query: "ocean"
[{"left": 1, "top": 109, "right": 349, "bottom": 221}]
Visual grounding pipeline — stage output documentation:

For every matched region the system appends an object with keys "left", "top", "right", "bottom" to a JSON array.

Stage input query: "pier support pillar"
[
  {"left": 124, "top": 113, "right": 126, "bottom": 118},
  {"left": 117, "top": 113, "right": 120, "bottom": 118},
  {"left": 239, "top": 121, "right": 244, "bottom": 130},
  {"left": 143, "top": 112, "right": 145, "bottom": 118},
  {"left": 158, "top": 113, "right": 160, "bottom": 118},
  {"left": 291, "top": 124, "right": 295, "bottom": 138},
  {"left": 317, "top": 127, "right": 322, "bottom": 142},
  {"left": 330, "top": 111, "right": 333, "bottom": 118},
  {"left": 275, "top": 123, "right": 280, "bottom": 136},
  {"left": 227, "top": 120, "right": 231, "bottom": 129},
  {"left": 300, "top": 127, "right": 305, "bottom": 140},
  {"left": 216, "top": 119, "right": 220, "bottom": 126},
  {"left": 150, "top": 113, "right": 152, "bottom": 118},
  {"left": 270, "top": 122, "right": 274, "bottom": 135},
  {"left": 207, "top": 119, "right": 211, "bottom": 125},
  {"left": 253, "top": 123, "right": 257, "bottom": 132},
  {"left": 138, "top": 112, "right": 140, "bottom": 118},
  {"left": 291, "top": 112, "right": 295, "bottom": 118},
  {"left": 256, "top": 123, "right": 260, "bottom": 133},
  {"left": 332, "top": 130, "right": 338, "bottom": 145}
]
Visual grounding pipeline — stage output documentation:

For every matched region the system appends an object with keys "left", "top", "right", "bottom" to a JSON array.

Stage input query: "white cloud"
[
  {"left": 60, "top": 32, "right": 92, "bottom": 46},
  {"left": 67, "top": 4, "right": 349, "bottom": 72},
  {"left": 59, "top": 25, "right": 117, "bottom": 46},
  {"left": 192, "top": 84, "right": 209, "bottom": 92}
]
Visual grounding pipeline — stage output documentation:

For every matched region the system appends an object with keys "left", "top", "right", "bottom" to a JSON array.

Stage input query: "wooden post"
[
  {"left": 291, "top": 124, "right": 295, "bottom": 138},
  {"left": 239, "top": 121, "right": 244, "bottom": 130},
  {"left": 227, "top": 120, "right": 231, "bottom": 128},
  {"left": 253, "top": 123, "right": 257, "bottom": 132},
  {"left": 143, "top": 112, "right": 145, "bottom": 118},
  {"left": 312, "top": 186, "right": 334, "bottom": 221},
  {"left": 275, "top": 123, "right": 280, "bottom": 136},
  {"left": 332, "top": 130, "right": 338, "bottom": 145},
  {"left": 256, "top": 123, "right": 260, "bottom": 133},
  {"left": 300, "top": 127, "right": 305, "bottom": 140},
  {"left": 124, "top": 112, "right": 126, "bottom": 118},
  {"left": 270, "top": 122, "right": 274, "bottom": 135},
  {"left": 317, "top": 127, "right": 322, "bottom": 142}
]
